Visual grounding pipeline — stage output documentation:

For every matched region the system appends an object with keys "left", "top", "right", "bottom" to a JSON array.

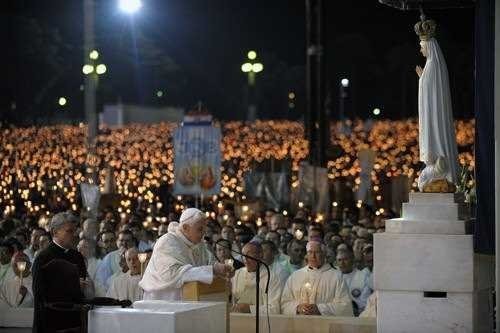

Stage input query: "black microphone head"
[{"left": 120, "top": 300, "right": 132, "bottom": 308}]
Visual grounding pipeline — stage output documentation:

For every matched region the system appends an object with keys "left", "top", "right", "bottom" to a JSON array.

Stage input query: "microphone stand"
[{"left": 217, "top": 241, "right": 270, "bottom": 333}]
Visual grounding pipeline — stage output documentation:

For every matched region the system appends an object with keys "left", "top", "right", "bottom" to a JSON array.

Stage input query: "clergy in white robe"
[
  {"left": 106, "top": 248, "right": 143, "bottom": 302},
  {"left": 95, "top": 230, "right": 135, "bottom": 291},
  {"left": 336, "top": 249, "right": 371, "bottom": 316},
  {"left": 231, "top": 242, "right": 283, "bottom": 314},
  {"left": 281, "top": 240, "right": 353, "bottom": 316},
  {"left": 0, "top": 253, "right": 33, "bottom": 308},
  {"left": 139, "top": 208, "right": 233, "bottom": 301}
]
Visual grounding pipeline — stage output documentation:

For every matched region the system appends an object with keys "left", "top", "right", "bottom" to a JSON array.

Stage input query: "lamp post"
[
  {"left": 83, "top": 0, "right": 141, "bottom": 184},
  {"left": 82, "top": 49, "right": 107, "bottom": 183},
  {"left": 241, "top": 51, "right": 264, "bottom": 121},
  {"left": 339, "top": 78, "right": 349, "bottom": 122}
]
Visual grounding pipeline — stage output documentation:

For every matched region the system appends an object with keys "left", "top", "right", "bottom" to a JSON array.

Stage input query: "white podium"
[
  {"left": 374, "top": 192, "right": 474, "bottom": 333},
  {"left": 88, "top": 301, "right": 226, "bottom": 333}
]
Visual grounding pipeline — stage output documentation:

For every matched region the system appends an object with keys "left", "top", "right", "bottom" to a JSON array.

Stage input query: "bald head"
[
  {"left": 242, "top": 242, "right": 262, "bottom": 272},
  {"left": 125, "top": 247, "right": 140, "bottom": 275}
]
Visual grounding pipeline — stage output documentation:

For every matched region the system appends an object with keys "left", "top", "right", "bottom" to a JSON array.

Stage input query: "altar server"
[{"left": 107, "top": 247, "right": 143, "bottom": 302}]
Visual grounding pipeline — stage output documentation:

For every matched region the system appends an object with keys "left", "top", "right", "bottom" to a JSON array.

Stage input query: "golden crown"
[{"left": 414, "top": 19, "right": 437, "bottom": 41}]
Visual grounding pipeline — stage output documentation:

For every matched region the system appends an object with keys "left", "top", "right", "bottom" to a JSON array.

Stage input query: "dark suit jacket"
[{"left": 31, "top": 242, "right": 88, "bottom": 333}]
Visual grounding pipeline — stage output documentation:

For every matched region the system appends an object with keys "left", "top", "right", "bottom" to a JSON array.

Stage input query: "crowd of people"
[
  {"left": 0, "top": 119, "right": 474, "bottom": 326},
  {"left": 0, "top": 119, "right": 474, "bottom": 220},
  {"left": 0, "top": 199, "right": 382, "bottom": 318}
]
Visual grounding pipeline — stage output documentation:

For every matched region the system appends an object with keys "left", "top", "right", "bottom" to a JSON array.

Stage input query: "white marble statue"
[{"left": 414, "top": 18, "right": 459, "bottom": 192}]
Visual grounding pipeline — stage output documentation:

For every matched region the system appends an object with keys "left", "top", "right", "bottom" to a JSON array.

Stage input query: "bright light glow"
[
  {"left": 96, "top": 64, "right": 107, "bottom": 75},
  {"left": 373, "top": 108, "right": 381, "bottom": 116},
  {"left": 288, "top": 92, "right": 295, "bottom": 100},
  {"left": 156, "top": 90, "right": 164, "bottom": 98},
  {"left": 341, "top": 78, "right": 349, "bottom": 87},
  {"left": 89, "top": 50, "right": 99, "bottom": 60},
  {"left": 82, "top": 64, "right": 94, "bottom": 75},
  {"left": 58, "top": 97, "right": 67, "bottom": 106},
  {"left": 241, "top": 62, "right": 253, "bottom": 73},
  {"left": 252, "top": 63, "right": 264, "bottom": 73},
  {"left": 247, "top": 51, "right": 257, "bottom": 60},
  {"left": 119, "top": 0, "right": 142, "bottom": 14}
]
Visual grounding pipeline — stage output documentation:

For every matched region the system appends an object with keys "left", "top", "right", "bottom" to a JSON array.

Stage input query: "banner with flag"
[{"left": 173, "top": 123, "right": 221, "bottom": 195}]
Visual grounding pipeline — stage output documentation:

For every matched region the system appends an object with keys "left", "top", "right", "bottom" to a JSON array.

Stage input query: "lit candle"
[
  {"left": 138, "top": 253, "right": 148, "bottom": 276},
  {"left": 17, "top": 261, "right": 26, "bottom": 287},
  {"left": 303, "top": 282, "right": 312, "bottom": 304}
]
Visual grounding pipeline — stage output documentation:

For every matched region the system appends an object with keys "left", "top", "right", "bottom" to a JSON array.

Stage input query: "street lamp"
[
  {"left": 119, "top": 0, "right": 143, "bottom": 14},
  {"left": 339, "top": 78, "right": 349, "bottom": 121},
  {"left": 241, "top": 51, "right": 264, "bottom": 121},
  {"left": 58, "top": 97, "right": 68, "bottom": 107}
]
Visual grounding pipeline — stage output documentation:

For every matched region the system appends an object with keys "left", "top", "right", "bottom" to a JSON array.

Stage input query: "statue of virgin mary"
[{"left": 414, "top": 18, "right": 459, "bottom": 192}]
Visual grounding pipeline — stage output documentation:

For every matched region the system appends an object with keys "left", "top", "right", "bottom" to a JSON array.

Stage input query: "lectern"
[{"left": 182, "top": 277, "right": 230, "bottom": 333}]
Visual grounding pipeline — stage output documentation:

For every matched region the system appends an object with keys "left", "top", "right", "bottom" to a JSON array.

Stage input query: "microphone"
[{"left": 217, "top": 239, "right": 270, "bottom": 333}]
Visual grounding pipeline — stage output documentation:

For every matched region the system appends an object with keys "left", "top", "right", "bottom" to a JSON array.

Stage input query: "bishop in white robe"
[
  {"left": 281, "top": 240, "right": 353, "bottom": 316},
  {"left": 139, "top": 208, "right": 232, "bottom": 301},
  {"left": 232, "top": 242, "right": 283, "bottom": 314}
]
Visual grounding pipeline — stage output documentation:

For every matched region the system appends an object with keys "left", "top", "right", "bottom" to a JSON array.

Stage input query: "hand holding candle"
[
  {"left": 17, "top": 261, "right": 26, "bottom": 287},
  {"left": 138, "top": 253, "right": 148, "bottom": 276}
]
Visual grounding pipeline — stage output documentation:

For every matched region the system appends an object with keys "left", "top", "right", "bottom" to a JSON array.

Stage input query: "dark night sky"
[{"left": 3, "top": 0, "right": 474, "bottom": 125}]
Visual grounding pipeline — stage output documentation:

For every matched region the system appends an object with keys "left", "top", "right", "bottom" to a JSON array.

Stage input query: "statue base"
[{"left": 422, "top": 179, "right": 456, "bottom": 193}]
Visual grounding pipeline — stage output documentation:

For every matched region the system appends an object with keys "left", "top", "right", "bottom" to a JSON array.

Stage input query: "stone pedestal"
[{"left": 374, "top": 192, "right": 476, "bottom": 333}]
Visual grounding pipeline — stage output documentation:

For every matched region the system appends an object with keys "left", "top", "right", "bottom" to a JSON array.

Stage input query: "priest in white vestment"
[
  {"left": 107, "top": 247, "right": 143, "bottom": 302},
  {"left": 281, "top": 240, "right": 353, "bottom": 316},
  {"left": 231, "top": 241, "right": 283, "bottom": 314},
  {"left": 139, "top": 208, "right": 233, "bottom": 300},
  {"left": 0, "top": 253, "right": 33, "bottom": 308},
  {"left": 336, "top": 249, "right": 371, "bottom": 316}
]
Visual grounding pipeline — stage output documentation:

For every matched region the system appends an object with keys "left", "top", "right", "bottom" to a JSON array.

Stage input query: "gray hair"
[{"left": 50, "top": 212, "right": 78, "bottom": 235}]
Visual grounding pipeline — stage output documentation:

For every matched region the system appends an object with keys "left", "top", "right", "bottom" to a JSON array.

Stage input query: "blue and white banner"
[{"left": 173, "top": 123, "right": 221, "bottom": 195}]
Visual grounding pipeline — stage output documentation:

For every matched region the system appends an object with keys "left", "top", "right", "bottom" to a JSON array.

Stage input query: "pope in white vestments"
[
  {"left": 139, "top": 208, "right": 233, "bottom": 301},
  {"left": 107, "top": 247, "right": 143, "bottom": 302},
  {"left": 232, "top": 242, "right": 283, "bottom": 314},
  {"left": 281, "top": 240, "right": 353, "bottom": 316}
]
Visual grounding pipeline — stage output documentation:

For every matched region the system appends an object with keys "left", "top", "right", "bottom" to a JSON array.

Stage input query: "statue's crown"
[{"left": 414, "top": 18, "right": 436, "bottom": 41}]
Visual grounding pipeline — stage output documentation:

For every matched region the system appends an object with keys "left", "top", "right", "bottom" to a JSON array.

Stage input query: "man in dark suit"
[{"left": 32, "top": 212, "right": 89, "bottom": 333}]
